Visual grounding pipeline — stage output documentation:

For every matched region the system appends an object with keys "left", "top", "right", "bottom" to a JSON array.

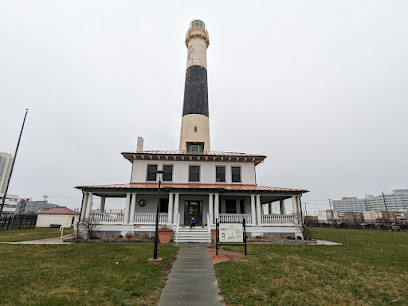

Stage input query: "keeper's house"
[{"left": 76, "top": 20, "right": 308, "bottom": 242}]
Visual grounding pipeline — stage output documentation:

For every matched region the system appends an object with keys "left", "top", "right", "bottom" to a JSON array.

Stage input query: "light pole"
[{"left": 153, "top": 170, "right": 165, "bottom": 260}]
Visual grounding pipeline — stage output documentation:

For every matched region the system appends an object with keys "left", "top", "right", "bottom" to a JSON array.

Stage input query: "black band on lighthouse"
[{"left": 182, "top": 65, "right": 209, "bottom": 117}]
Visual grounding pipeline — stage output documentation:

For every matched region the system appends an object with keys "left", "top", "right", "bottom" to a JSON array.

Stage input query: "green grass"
[
  {"left": 0, "top": 228, "right": 73, "bottom": 242},
  {"left": 214, "top": 228, "right": 408, "bottom": 305},
  {"left": 0, "top": 243, "right": 178, "bottom": 305}
]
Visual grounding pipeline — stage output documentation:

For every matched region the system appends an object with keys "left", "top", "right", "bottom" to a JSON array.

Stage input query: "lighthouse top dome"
[
  {"left": 189, "top": 20, "right": 206, "bottom": 29},
  {"left": 186, "top": 20, "right": 209, "bottom": 47}
]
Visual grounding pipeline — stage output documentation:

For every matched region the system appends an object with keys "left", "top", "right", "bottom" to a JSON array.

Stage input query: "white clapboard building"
[{"left": 76, "top": 20, "right": 308, "bottom": 241}]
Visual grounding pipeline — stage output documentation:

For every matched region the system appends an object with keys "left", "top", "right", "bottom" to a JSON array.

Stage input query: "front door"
[{"left": 184, "top": 200, "right": 202, "bottom": 226}]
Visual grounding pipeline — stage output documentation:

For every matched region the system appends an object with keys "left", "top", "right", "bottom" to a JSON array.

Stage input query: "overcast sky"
[{"left": 1, "top": 1, "right": 407, "bottom": 213}]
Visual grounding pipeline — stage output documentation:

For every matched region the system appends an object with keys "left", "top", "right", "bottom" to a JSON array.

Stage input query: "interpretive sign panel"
[{"left": 219, "top": 223, "right": 243, "bottom": 243}]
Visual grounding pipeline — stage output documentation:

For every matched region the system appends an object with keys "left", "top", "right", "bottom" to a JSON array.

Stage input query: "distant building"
[
  {"left": 19, "top": 201, "right": 58, "bottom": 214},
  {"left": 333, "top": 189, "right": 408, "bottom": 215},
  {"left": 343, "top": 212, "right": 364, "bottom": 224},
  {"left": 0, "top": 152, "right": 13, "bottom": 194},
  {"left": 318, "top": 210, "right": 341, "bottom": 224},
  {"left": 0, "top": 193, "right": 19, "bottom": 215},
  {"left": 36, "top": 206, "right": 79, "bottom": 228}
]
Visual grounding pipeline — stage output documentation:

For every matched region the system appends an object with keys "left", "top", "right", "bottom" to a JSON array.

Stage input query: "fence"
[{"left": 0, "top": 214, "right": 37, "bottom": 230}]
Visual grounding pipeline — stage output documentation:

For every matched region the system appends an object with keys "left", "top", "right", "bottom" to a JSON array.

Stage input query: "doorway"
[{"left": 184, "top": 200, "right": 202, "bottom": 226}]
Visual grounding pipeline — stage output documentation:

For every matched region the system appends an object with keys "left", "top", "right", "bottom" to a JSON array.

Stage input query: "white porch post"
[
  {"left": 85, "top": 192, "right": 93, "bottom": 219},
  {"left": 173, "top": 193, "right": 179, "bottom": 225},
  {"left": 81, "top": 192, "right": 89, "bottom": 219},
  {"left": 250, "top": 195, "right": 256, "bottom": 225},
  {"left": 129, "top": 193, "right": 136, "bottom": 224},
  {"left": 208, "top": 193, "right": 214, "bottom": 225},
  {"left": 100, "top": 197, "right": 106, "bottom": 212},
  {"left": 280, "top": 200, "right": 286, "bottom": 215},
  {"left": 124, "top": 193, "right": 131, "bottom": 224},
  {"left": 256, "top": 195, "right": 262, "bottom": 226},
  {"left": 292, "top": 195, "right": 300, "bottom": 225},
  {"left": 168, "top": 193, "right": 174, "bottom": 225},
  {"left": 214, "top": 193, "right": 219, "bottom": 223}
]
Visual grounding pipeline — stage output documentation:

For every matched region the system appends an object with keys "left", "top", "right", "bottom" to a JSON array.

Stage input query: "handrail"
[
  {"left": 207, "top": 213, "right": 211, "bottom": 242},
  {"left": 175, "top": 213, "right": 180, "bottom": 243}
]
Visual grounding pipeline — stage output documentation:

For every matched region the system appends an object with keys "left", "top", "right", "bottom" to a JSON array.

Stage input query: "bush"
[{"left": 125, "top": 232, "right": 134, "bottom": 239}]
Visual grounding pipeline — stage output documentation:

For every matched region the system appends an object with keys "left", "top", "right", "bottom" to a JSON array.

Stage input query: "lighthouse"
[{"left": 179, "top": 20, "right": 210, "bottom": 153}]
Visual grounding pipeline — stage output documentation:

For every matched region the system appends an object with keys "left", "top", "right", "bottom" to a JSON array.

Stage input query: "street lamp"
[{"left": 153, "top": 170, "right": 165, "bottom": 260}]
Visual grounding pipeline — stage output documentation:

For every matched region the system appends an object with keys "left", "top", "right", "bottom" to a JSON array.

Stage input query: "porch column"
[
  {"left": 256, "top": 195, "right": 262, "bottom": 226},
  {"left": 250, "top": 195, "right": 256, "bottom": 225},
  {"left": 173, "top": 193, "right": 179, "bottom": 225},
  {"left": 208, "top": 193, "right": 214, "bottom": 225},
  {"left": 268, "top": 202, "right": 272, "bottom": 214},
  {"left": 81, "top": 192, "right": 89, "bottom": 219},
  {"left": 124, "top": 193, "right": 131, "bottom": 224},
  {"left": 214, "top": 193, "right": 219, "bottom": 222},
  {"left": 292, "top": 195, "right": 300, "bottom": 225},
  {"left": 280, "top": 200, "right": 286, "bottom": 215},
  {"left": 85, "top": 192, "right": 93, "bottom": 219},
  {"left": 129, "top": 193, "right": 136, "bottom": 224},
  {"left": 168, "top": 193, "right": 174, "bottom": 225},
  {"left": 100, "top": 197, "right": 106, "bottom": 212}
]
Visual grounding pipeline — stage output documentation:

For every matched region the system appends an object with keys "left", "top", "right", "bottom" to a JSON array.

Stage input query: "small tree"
[
  {"left": 295, "top": 212, "right": 313, "bottom": 240},
  {"left": 80, "top": 217, "right": 99, "bottom": 239}
]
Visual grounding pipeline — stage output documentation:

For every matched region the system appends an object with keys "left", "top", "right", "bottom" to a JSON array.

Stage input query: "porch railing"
[
  {"left": 219, "top": 214, "right": 252, "bottom": 225},
  {"left": 90, "top": 212, "right": 168, "bottom": 225},
  {"left": 133, "top": 213, "right": 168, "bottom": 224},
  {"left": 91, "top": 212, "right": 124, "bottom": 224},
  {"left": 262, "top": 214, "right": 294, "bottom": 225}
]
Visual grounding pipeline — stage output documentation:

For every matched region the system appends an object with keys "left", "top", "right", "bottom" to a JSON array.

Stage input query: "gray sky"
[{"left": 1, "top": 1, "right": 407, "bottom": 212}]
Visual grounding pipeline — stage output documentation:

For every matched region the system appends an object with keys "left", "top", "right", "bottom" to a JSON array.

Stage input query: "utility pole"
[
  {"left": 328, "top": 199, "right": 334, "bottom": 225},
  {"left": 382, "top": 192, "right": 393, "bottom": 231},
  {"left": 0, "top": 109, "right": 28, "bottom": 216}
]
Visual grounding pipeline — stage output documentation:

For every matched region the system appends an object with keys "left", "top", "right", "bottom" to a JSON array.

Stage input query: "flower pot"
[
  {"left": 158, "top": 229, "right": 173, "bottom": 243},
  {"left": 211, "top": 229, "right": 217, "bottom": 243}
]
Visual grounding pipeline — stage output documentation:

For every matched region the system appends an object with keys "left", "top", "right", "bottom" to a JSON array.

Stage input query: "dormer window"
[{"left": 187, "top": 142, "right": 203, "bottom": 153}]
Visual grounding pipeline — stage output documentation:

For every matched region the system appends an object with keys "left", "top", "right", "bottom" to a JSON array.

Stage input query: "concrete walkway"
[
  {"left": 159, "top": 243, "right": 224, "bottom": 306},
  {"left": 4, "top": 237, "right": 73, "bottom": 245}
]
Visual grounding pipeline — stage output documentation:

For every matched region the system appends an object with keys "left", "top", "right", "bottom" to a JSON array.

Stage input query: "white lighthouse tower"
[{"left": 179, "top": 20, "right": 210, "bottom": 153}]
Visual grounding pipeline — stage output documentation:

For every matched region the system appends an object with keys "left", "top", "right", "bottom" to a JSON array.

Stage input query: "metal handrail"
[
  {"left": 207, "top": 213, "right": 211, "bottom": 242},
  {"left": 175, "top": 213, "right": 180, "bottom": 243}
]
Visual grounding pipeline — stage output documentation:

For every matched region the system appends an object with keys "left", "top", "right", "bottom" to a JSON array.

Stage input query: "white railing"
[
  {"left": 262, "top": 214, "right": 294, "bottom": 225},
  {"left": 133, "top": 213, "right": 168, "bottom": 224},
  {"left": 91, "top": 212, "right": 124, "bottom": 224},
  {"left": 219, "top": 214, "right": 252, "bottom": 225},
  {"left": 175, "top": 213, "right": 180, "bottom": 243},
  {"left": 207, "top": 213, "right": 212, "bottom": 242}
]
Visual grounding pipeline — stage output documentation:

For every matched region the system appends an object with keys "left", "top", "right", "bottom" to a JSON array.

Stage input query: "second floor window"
[
  {"left": 146, "top": 165, "right": 157, "bottom": 181},
  {"left": 189, "top": 165, "right": 200, "bottom": 182},
  {"left": 163, "top": 165, "right": 173, "bottom": 181},
  {"left": 231, "top": 166, "right": 241, "bottom": 182},
  {"left": 216, "top": 166, "right": 226, "bottom": 182}
]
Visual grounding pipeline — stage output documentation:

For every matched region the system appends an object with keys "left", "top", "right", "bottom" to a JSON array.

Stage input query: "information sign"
[{"left": 219, "top": 223, "right": 243, "bottom": 243}]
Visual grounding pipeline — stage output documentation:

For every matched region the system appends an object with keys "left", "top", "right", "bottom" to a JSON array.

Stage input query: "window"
[
  {"left": 160, "top": 198, "right": 169, "bottom": 213},
  {"left": 163, "top": 165, "right": 173, "bottom": 182},
  {"left": 231, "top": 166, "right": 241, "bottom": 182},
  {"left": 189, "top": 165, "right": 200, "bottom": 182},
  {"left": 194, "top": 126, "right": 198, "bottom": 132},
  {"left": 226, "top": 200, "right": 237, "bottom": 213},
  {"left": 240, "top": 200, "right": 245, "bottom": 214},
  {"left": 146, "top": 164, "right": 157, "bottom": 181},
  {"left": 216, "top": 166, "right": 226, "bottom": 182},
  {"left": 187, "top": 142, "right": 203, "bottom": 153}
]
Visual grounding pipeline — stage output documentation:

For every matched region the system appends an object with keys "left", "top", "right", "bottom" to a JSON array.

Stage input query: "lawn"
[
  {"left": 0, "top": 243, "right": 178, "bottom": 305},
  {"left": 0, "top": 228, "right": 72, "bottom": 242},
  {"left": 214, "top": 228, "right": 408, "bottom": 305}
]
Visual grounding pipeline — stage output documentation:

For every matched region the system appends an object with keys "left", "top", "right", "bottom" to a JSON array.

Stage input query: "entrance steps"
[{"left": 174, "top": 227, "right": 211, "bottom": 243}]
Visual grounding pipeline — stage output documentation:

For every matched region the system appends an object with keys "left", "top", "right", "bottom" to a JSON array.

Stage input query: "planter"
[
  {"left": 158, "top": 229, "right": 174, "bottom": 243},
  {"left": 211, "top": 229, "right": 217, "bottom": 243}
]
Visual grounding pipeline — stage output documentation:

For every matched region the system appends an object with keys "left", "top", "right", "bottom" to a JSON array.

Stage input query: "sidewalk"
[
  {"left": 159, "top": 243, "right": 224, "bottom": 306},
  {"left": 5, "top": 237, "right": 73, "bottom": 245}
]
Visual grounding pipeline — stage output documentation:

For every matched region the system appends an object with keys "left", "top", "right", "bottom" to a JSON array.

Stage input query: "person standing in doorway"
[{"left": 190, "top": 216, "right": 195, "bottom": 229}]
